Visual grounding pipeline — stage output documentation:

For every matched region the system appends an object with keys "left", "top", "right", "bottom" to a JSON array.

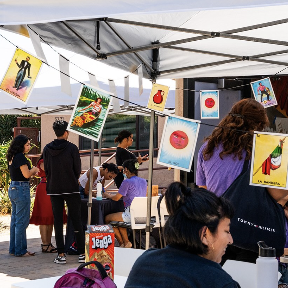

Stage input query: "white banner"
[
  {"left": 59, "top": 55, "right": 72, "bottom": 96},
  {"left": 138, "top": 65, "right": 143, "bottom": 96},
  {"left": 88, "top": 72, "right": 99, "bottom": 88},
  {"left": 109, "top": 79, "right": 121, "bottom": 113},
  {"left": 27, "top": 26, "right": 47, "bottom": 62},
  {"left": 124, "top": 75, "right": 129, "bottom": 107}
]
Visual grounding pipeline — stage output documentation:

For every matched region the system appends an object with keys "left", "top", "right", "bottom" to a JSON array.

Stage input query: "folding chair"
[
  {"left": 159, "top": 196, "right": 169, "bottom": 247},
  {"left": 130, "top": 196, "right": 160, "bottom": 249}
]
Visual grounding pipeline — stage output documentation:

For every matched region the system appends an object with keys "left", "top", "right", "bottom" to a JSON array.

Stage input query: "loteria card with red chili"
[
  {"left": 85, "top": 225, "right": 115, "bottom": 279},
  {"left": 200, "top": 90, "right": 219, "bottom": 119}
]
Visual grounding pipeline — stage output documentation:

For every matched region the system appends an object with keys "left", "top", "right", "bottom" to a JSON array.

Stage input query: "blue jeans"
[
  {"left": 8, "top": 181, "right": 30, "bottom": 256},
  {"left": 279, "top": 263, "right": 288, "bottom": 284}
]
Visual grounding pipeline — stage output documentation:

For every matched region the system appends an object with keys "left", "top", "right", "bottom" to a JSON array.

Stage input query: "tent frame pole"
[
  {"left": 105, "top": 17, "right": 288, "bottom": 36},
  {"left": 104, "top": 21, "right": 154, "bottom": 73},
  {"left": 62, "top": 21, "right": 103, "bottom": 58},
  {"left": 145, "top": 110, "right": 155, "bottom": 250},
  {"left": 87, "top": 140, "right": 94, "bottom": 226}
]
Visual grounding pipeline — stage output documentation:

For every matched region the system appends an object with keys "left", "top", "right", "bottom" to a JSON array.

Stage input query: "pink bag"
[{"left": 54, "top": 261, "right": 116, "bottom": 288}]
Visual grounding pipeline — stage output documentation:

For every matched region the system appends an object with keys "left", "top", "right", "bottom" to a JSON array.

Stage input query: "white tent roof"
[
  {"left": 2, "top": 1, "right": 288, "bottom": 81},
  {"left": 1, "top": 1, "right": 288, "bottom": 25},
  {"left": 0, "top": 81, "right": 176, "bottom": 115}
]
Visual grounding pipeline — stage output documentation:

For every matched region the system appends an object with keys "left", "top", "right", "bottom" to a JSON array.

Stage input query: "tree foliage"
[{"left": 0, "top": 115, "right": 41, "bottom": 143}]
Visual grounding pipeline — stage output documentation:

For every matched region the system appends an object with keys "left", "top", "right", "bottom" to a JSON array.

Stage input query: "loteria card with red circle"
[{"left": 200, "top": 90, "right": 219, "bottom": 119}]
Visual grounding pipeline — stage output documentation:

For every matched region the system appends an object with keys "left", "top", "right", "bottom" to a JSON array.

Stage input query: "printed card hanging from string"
[
  {"left": 250, "top": 131, "right": 288, "bottom": 189},
  {"left": 157, "top": 115, "right": 200, "bottom": 172},
  {"left": 250, "top": 78, "right": 277, "bottom": 108},
  {"left": 200, "top": 90, "right": 219, "bottom": 119},
  {"left": 0, "top": 48, "right": 43, "bottom": 103},
  {"left": 147, "top": 83, "right": 169, "bottom": 112},
  {"left": 67, "top": 84, "right": 112, "bottom": 142}
]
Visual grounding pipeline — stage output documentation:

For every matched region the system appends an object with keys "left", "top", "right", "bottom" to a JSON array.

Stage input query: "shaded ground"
[{"left": 0, "top": 214, "right": 78, "bottom": 288}]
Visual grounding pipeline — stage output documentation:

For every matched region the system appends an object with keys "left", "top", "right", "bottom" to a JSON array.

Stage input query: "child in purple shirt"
[{"left": 104, "top": 159, "right": 147, "bottom": 248}]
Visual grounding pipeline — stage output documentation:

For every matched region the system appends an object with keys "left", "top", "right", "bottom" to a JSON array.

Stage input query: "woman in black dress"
[{"left": 114, "top": 130, "right": 148, "bottom": 188}]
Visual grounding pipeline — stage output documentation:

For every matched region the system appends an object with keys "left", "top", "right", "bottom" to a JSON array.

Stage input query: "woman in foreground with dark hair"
[
  {"left": 125, "top": 182, "right": 239, "bottom": 288},
  {"left": 7, "top": 134, "right": 39, "bottom": 257}
]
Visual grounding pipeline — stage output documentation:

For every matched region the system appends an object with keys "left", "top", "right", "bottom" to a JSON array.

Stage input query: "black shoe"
[{"left": 54, "top": 254, "right": 66, "bottom": 264}]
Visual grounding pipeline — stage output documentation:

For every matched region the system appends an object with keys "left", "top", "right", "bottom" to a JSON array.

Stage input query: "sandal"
[
  {"left": 21, "top": 251, "right": 35, "bottom": 257},
  {"left": 41, "top": 243, "right": 57, "bottom": 253}
]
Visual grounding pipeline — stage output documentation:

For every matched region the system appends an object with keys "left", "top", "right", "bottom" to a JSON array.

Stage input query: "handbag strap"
[
  {"left": 240, "top": 159, "right": 249, "bottom": 176},
  {"left": 77, "top": 261, "right": 107, "bottom": 280}
]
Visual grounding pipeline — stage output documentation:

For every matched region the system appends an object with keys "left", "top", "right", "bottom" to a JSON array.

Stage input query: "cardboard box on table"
[{"left": 85, "top": 225, "right": 115, "bottom": 279}]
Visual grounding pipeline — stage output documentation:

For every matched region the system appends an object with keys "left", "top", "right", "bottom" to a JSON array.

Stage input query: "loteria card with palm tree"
[{"left": 250, "top": 131, "right": 288, "bottom": 189}]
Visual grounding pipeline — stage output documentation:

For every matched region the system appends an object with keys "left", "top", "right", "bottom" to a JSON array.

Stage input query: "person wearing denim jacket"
[{"left": 7, "top": 134, "right": 39, "bottom": 257}]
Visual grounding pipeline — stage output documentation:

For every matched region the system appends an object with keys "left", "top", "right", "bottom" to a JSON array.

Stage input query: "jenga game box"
[{"left": 85, "top": 225, "right": 114, "bottom": 279}]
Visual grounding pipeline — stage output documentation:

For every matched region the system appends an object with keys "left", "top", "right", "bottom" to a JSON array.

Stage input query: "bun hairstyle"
[
  {"left": 114, "top": 130, "right": 132, "bottom": 144},
  {"left": 102, "top": 162, "right": 119, "bottom": 174},
  {"left": 122, "top": 159, "right": 139, "bottom": 176},
  {"left": 164, "top": 182, "right": 234, "bottom": 255},
  {"left": 7, "top": 134, "right": 30, "bottom": 162}
]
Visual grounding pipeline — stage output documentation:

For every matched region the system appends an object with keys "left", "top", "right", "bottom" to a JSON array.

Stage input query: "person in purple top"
[
  {"left": 196, "top": 98, "right": 288, "bottom": 264},
  {"left": 104, "top": 159, "right": 147, "bottom": 248}
]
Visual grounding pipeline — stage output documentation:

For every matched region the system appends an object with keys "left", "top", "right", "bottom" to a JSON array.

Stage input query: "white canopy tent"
[
  {"left": 2, "top": 1, "right": 288, "bottom": 80},
  {"left": 2, "top": 0, "right": 288, "bottom": 249},
  {"left": 0, "top": 81, "right": 175, "bottom": 115}
]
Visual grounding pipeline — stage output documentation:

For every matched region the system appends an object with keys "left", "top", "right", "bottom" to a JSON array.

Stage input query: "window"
[{"left": 79, "top": 114, "right": 158, "bottom": 151}]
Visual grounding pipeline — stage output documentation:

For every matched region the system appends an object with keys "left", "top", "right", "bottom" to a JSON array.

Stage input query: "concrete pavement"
[{"left": 0, "top": 214, "right": 81, "bottom": 288}]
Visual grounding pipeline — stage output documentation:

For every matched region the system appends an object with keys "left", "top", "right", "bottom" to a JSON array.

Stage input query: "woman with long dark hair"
[
  {"left": 114, "top": 130, "right": 148, "bottom": 188},
  {"left": 196, "top": 98, "right": 288, "bottom": 263},
  {"left": 7, "top": 134, "right": 39, "bottom": 257},
  {"left": 197, "top": 98, "right": 269, "bottom": 196}
]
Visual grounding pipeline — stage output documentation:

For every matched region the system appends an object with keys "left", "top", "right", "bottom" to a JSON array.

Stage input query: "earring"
[{"left": 211, "top": 243, "right": 214, "bottom": 251}]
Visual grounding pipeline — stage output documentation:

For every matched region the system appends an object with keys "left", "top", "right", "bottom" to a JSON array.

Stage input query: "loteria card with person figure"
[
  {"left": 147, "top": 83, "right": 169, "bottom": 112},
  {"left": 68, "top": 84, "right": 112, "bottom": 142},
  {"left": 0, "top": 48, "right": 43, "bottom": 103},
  {"left": 250, "top": 131, "right": 288, "bottom": 189},
  {"left": 250, "top": 78, "right": 277, "bottom": 108},
  {"left": 157, "top": 115, "right": 200, "bottom": 172},
  {"left": 200, "top": 90, "right": 219, "bottom": 119}
]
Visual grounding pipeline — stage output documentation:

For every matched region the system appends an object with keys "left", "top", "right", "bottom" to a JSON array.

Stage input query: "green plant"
[
  {"left": 0, "top": 140, "right": 11, "bottom": 214},
  {"left": 0, "top": 114, "right": 41, "bottom": 143}
]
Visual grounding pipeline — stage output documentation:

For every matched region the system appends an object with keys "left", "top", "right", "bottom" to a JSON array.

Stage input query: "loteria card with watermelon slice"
[{"left": 250, "top": 131, "right": 288, "bottom": 189}]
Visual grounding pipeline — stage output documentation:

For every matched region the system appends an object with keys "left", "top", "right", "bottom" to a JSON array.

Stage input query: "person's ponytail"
[{"left": 165, "top": 182, "right": 188, "bottom": 216}]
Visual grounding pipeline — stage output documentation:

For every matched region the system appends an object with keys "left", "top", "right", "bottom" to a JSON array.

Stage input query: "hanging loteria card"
[
  {"left": 68, "top": 84, "right": 112, "bottom": 142},
  {"left": 157, "top": 115, "right": 200, "bottom": 172},
  {"left": 250, "top": 131, "right": 288, "bottom": 189},
  {"left": 200, "top": 90, "right": 219, "bottom": 119},
  {"left": 0, "top": 48, "right": 43, "bottom": 103},
  {"left": 250, "top": 78, "right": 277, "bottom": 108},
  {"left": 147, "top": 83, "right": 169, "bottom": 112}
]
